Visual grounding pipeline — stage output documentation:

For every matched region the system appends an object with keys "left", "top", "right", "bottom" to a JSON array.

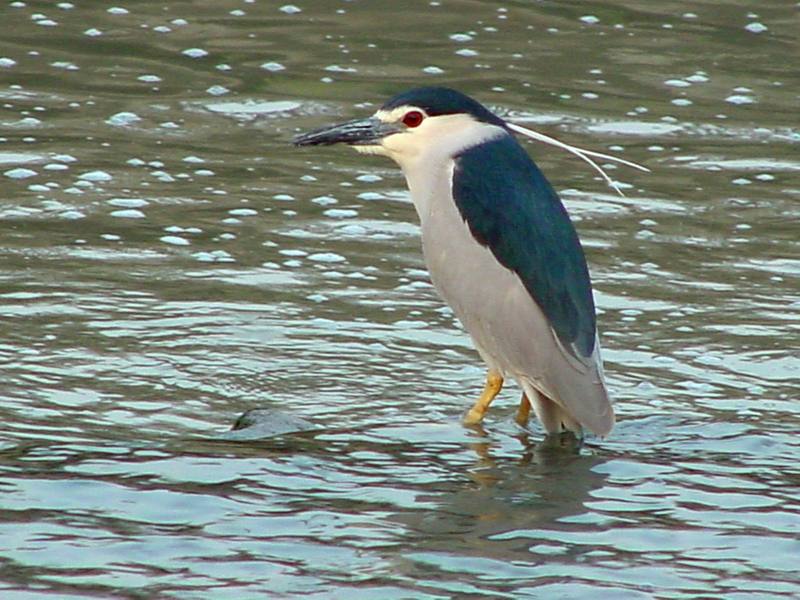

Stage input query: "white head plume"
[{"left": 506, "top": 122, "right": 650, "bottom": 197}]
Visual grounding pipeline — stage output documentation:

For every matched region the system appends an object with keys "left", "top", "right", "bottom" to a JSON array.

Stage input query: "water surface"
[{"left": 1, "top": 1, "right": 798, "bottom": 598}]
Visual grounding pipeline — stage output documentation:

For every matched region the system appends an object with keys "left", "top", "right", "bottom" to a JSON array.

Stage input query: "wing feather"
[{"left": 452, "top": 133, "right": 597, "bottom": 360}]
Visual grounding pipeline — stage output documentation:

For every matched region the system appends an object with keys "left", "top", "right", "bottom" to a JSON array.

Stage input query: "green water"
[{"left": 1, "top": 1, "right": 798, "bottom": 598}]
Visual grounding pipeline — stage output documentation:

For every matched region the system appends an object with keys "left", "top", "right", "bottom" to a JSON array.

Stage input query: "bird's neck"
[
  {"left": 398, "top": 124, "right": 508, "bottom": 223},
  {"left": 400, "top": 157, "right": 454, "bottom": 224}
]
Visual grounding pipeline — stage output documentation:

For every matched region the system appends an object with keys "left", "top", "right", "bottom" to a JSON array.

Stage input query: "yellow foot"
[
  {"left": 463, "top": 370, "right": 503, "bottom": 425},
  {"left": 515, "top": 393, "right": 532, "bottom": 427}
]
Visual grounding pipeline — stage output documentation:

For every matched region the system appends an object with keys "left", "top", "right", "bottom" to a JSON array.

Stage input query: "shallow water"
[{"left": 1, "top": 1, "right": 798, "bottom": 598}]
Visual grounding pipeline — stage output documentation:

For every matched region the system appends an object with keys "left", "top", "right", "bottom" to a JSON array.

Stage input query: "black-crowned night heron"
[{"left": 294, "top": 87, "right": 646, "bottom": 438}]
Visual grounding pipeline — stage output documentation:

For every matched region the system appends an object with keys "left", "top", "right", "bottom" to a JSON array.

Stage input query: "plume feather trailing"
[{"left": 506, "top": 122, "right": 649, "bottom": 197}]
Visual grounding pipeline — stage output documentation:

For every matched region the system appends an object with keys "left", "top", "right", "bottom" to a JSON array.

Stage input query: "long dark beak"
[{"left": 293, "top": 117, "right": 401, "bottom": 147}]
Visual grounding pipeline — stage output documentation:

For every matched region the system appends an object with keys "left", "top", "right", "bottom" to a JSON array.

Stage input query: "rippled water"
[{"left": 1, "top": 1, "right": 798, "bottom": 598}]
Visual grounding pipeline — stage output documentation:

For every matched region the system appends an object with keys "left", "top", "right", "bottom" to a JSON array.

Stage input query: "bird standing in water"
[{"left": 294, "top": 87, "right": 646, "bottom": 437}]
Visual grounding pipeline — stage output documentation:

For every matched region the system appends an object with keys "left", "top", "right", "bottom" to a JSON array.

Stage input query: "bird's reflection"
[
  {"left": 390, "top": 421, "right": 609, "bottom": 561},
  {"left": 203, "top": 405, "right": 610, "bottom": 558},
  {"left": 467, "top": 421, "right": 586, "bottom": 483}
]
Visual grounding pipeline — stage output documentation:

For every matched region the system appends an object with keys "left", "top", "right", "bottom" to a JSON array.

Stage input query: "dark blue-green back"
[{"left": 452, "top": 134, "right": 597, "bottom": 358}]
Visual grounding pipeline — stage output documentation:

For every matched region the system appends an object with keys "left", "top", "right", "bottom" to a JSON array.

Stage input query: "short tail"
[{"left": 521, "top": 380, "right": 614, "bottom": 437}]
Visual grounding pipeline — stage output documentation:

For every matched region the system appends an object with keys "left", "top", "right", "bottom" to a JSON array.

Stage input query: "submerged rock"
[{"left": 220, "top": 408, "right": 318, "bottom": 441}]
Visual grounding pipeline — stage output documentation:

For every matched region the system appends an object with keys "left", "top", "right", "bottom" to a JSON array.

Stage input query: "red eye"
[{"left": 402, "top": 110, "right": 424, "bottom": 128}]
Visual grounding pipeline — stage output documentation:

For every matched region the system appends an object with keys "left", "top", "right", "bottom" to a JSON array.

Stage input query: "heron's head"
[{"left": 293, "top": 87, "right": 508, "bottom": 169}]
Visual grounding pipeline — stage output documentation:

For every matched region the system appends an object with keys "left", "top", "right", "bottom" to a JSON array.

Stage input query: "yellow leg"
[
  {"left": 515, "top": 393, "right": 532, "bottom": 426},
  {"left": 463, "top": 370, "right": 503, "bottom": 425}
]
